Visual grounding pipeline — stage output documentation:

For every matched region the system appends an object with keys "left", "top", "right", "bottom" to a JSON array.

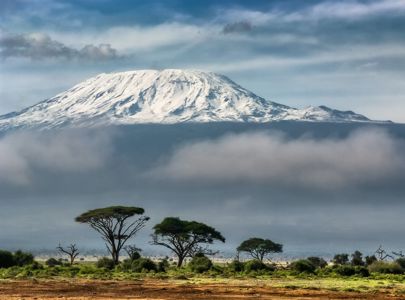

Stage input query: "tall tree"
[
  {"left": 151, "top": 217, "right": 225, "bottom": 267},
  {"left": 75, "top": 206, "right": 149, "bottom": 264},
  {"left": 237, "top": 237, "right": 282, "bottom": 262}
]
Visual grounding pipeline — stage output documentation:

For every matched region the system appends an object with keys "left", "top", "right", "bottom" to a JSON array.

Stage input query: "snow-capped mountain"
[{"left": 0, "top": 69, "right": 378, "bottom": 130}]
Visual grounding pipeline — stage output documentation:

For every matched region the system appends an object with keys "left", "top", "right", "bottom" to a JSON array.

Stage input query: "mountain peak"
[{"left": 0, "top": 69, "right": 383, "bottom": 130}]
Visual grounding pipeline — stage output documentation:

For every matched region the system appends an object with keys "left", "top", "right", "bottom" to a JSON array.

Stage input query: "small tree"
[
  {"left": 57, "top": 244, "right": 80, "bottom": 265},
  {"left": 365, "top": 255, "right": 377, "bottom": 266},
  {"left": 333, "top": 253, "right": 349, "bottom": 265},
  {"left": 237, "top": 237, "right": 282, "bottom": 262},
  {"left": 75, "top": 206, "right": 149, "bottom": 264},
  {"left": 124, "top": 245, "right": 142, "bottom": 261},
  {"left": 151, "top": 217, "right": 225, "bottom": 267},
  {"left": 351, "top": 250, "right": 364, "bottom": 266}
]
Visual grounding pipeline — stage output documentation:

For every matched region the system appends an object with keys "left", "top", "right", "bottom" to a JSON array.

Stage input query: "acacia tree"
[
  {"left": 57, "top": 243, "right": 80, "bottom": 265},
  {"left": 75, "top": 206, "right": 149, "bottom": 264},
  {"left": 151, "top": 217, "right": 225, "bottom": 267},
  {"left": 237, "top": 237, "right": 282, "bottom": 262}
]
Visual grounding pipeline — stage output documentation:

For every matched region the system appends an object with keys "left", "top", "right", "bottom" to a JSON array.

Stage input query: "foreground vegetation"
[
  {"left": 1, "top": 204, "right": 404, "bottom": 297},
  {"left": 1, "top": 250, "right": 405, "bottom": 285}
]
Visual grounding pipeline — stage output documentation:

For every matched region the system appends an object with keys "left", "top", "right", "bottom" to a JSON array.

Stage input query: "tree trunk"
[
  {"left": 111, "top": 249, "right": 120, "bottom": 265},
  {"left": 177, "top": 255, "right": 185, "bottom": 267}
]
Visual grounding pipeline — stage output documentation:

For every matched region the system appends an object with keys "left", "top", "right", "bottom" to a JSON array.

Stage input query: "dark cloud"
[
  {"left": 0, "top": 32, "right": 120, "bottom": 61},
  {"left": 222, "top": 21, "right": 253, "bottom": 34}
]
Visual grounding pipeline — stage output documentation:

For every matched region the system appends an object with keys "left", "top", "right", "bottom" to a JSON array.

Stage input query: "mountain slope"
[{"left": 0, "top": 69, "right": 378, "bottom": 129}]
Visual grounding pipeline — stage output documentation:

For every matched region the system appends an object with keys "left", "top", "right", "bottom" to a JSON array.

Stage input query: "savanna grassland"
[{"left": 1, "top": 260, "right": 405, "bottom": 300}]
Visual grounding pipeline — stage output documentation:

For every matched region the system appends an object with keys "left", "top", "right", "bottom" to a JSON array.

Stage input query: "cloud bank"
[
  {"left": 150, "top": 128, "right": 405, "bottom": 189},
  {"left": 0, "top": 130, "right": 112, "bottom": 185}
]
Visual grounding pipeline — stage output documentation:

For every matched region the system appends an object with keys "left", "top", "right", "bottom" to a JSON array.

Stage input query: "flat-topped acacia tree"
[
  {"left": 151, "top": 217, "right": 225, "bottom": 267},
  {"left": 237, "top": 237, "right": 283, "bottom": 262},
  {"left": 75, "top": 206, "right": 149, "bottom": 264}
]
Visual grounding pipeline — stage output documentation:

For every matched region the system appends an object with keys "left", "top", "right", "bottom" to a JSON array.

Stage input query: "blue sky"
[{"left": 1, "top": 0, "right": 405, "bottom": 121}]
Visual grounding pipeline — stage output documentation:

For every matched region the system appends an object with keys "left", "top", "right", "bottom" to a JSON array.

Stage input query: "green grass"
[{"left": 1, "top": 262, "right": 405, "bottom": 295}]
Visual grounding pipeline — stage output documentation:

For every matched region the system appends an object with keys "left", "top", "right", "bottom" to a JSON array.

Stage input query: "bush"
[
  {"left": 188, "top": 255, "right": 212, "bottom": 273},
  {"left": 355, "top": 266, "right": 370, "bottom": 277},
  {"left": 228, "top": 260, "right": 244, "bottom": 272},
  {"left": 333, "top": 253, "right": 349, "bottom": 265},
  {"left": 131, "top": 258, "right": 157, "bottom": 273},
  {"left": 290, "top": 259, "right": 316, "bottom": 274},
  {"left": 96, "top": 257, "right": 115, "bottom": 270},
  {"left": 307, "top": 257, "right": 327, "bottom": 269},
  {"left": 45, "top": 258, "right": 63, "bottom": 267},
  {"left": 368, "top": 261, "right": 404, "bottom": 274},
  {"left": 157, "top": 258, "right": 169, "bottom": 272},
  {"left": 119, "top": 259, "right": 133, "bottom": 272},
  {"left": 335, "top": 265, "right": 356, "bottom": 276},
  {"left": 13, "top": 250, "right": 34, "bottom": 267},
  {"left": 396, "top": 258, "right": 405, "bottom": 269},
  {"left": 335, "top": 265, "right": 369, "bottom": 277},
  {"left": 365, "top": 255, "right": 377, "bottom": 266},
  {"left": 0, "top": 250, "right": 15, "bottom": 268},
  {"left": 244, "top": 260, "right": 269, "bottom": 273}
]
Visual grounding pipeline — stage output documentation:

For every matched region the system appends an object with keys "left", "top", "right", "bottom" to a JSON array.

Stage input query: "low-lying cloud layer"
[
  {"left": 0, "top": 124, "right": 404, "bottom": 251},
  {"left": 0, "top": 32, "right": 120, "bottom": 61},
  {"left": 0, "top": 130, "right": 112, "bottom": 185},
  {"left": 151, "top": 128, "right": 405, "bottom": 189}
]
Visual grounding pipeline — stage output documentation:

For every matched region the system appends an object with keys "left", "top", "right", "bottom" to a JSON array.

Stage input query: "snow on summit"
[{"left": 0, "top": 69, "right": 375, "bottom": 129}]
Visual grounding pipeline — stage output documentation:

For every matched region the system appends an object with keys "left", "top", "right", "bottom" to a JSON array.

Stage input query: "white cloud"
[
  {"left": 222, "top": 0, "right": 405, "bottom": 24},
  {"left": 0, "top": 130, "right": 112, "bottom": 185},
  {"left": 149, "top": 128, "right": 405, "bottom": 189}
]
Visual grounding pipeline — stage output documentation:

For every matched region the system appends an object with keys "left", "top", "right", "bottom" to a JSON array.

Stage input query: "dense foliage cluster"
[{"left": 0, "top": 250, "right": 33, "bottom": 268}]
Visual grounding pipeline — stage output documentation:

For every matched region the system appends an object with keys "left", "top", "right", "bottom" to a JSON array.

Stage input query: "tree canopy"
[
  {"left": 75, "top": 206, "right": 149, "bottom": 264},
  {"left": 152, "top": 217, "right": 225, "bottom": 267},
  {"left": 237, "top": 237, "right": 282, "bottom": 262}
]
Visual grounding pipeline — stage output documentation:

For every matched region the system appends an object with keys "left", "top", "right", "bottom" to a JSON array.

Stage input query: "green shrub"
[
  {"left": 13, "top": 250, "right": 34, "bottom": 266},
  {"left": 28, "top": 261, "right": 43, "bottom": 270},
  {"left": 307, "top": 257, "right": 327, "bottom": 269},
  {"left": 96, "top": 257, "right": 115, "bottom": 270},
  {"left": 396, "top": 258, "right": 405, "bottom": 269},
  {"left": 333, "top": 253, "right": 349, "bottom": 265},
  {"left": 0, "top": 250, "right": 15, "bottom": 268},
  {"left": 335, "top": 265, "right": 356, "bottom": 276},
  {"left": 334, "top": 265, "right": 370, "bottom": 277},
  {"left": 131, "top": 258, "right": 157, "bottom": 273},
  {"left": 228, "top": 260, "right": 244, "bottom": 272},
  {"left": 45, "top": 258, "right": 63, "bottom": 267},
  {"left": 129, "top": 251, "right": 141, "bottom": 261},
  {"left": 368, "top": 261, "right": 404, "bottom": 274},
  {"left": 355, "top": 266, "right": 370, "bottom": 277},
  {"left": 290, "top": 259, "right": 316, "bottom": 274},
  {"left": 365, "top": 255, "right": 377, "bottom": 266},
  {"left": 119, "top": 259, "right": 132, "bottom": 271},
  {"left": 244, "top": 260, "right": 270, "bottom": 273},
  {"left": 188, "top": 255, "right": 213, "bottom": 273},
  {"left": 157, "top": 258, "right": 169, "bottom": 272}
]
